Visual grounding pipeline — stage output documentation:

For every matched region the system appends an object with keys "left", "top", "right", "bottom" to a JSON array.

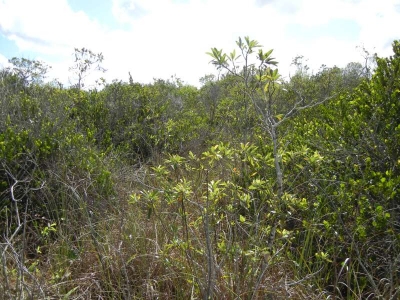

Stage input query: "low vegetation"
[{"left": 1, "top": 38, "right": 399, "bottom": 299}]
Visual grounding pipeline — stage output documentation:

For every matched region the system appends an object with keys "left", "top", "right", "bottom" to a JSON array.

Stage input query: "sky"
[{"left": 0, "top": 0, "right": 399, "bottom": 87}]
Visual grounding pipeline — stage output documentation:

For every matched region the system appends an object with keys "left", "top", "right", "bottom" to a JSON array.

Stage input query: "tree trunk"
[{"left": 271, "top": 123, "right": 283, "bottom": 198}]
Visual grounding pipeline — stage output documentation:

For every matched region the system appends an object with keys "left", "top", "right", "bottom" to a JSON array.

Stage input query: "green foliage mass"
[{"left": 0, "top": 40, "right": 399, "bottom": 299}]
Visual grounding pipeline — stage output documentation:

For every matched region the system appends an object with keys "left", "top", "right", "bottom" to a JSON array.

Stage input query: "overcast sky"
[{"left": 0, "top": 0, "right": 399, "bottom": 87}]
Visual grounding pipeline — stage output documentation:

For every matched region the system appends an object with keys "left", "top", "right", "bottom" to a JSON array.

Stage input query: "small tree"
[
  {"left": 69, "top": 48, "right": 106, "bottom": 89},
  {"left": 8, "top": 57, "right": 51, "bottom": 86},
  {"left": 207, "top": 37, "right": 334, "bottom": 242}
]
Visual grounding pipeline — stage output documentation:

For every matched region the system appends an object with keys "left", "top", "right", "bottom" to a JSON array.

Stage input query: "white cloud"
[
  {"left": 0, "top": 0, "right": 399, "bottom": 86},
  {"left": 356, "top": 0, "right": 400, "bottom": 54},
  {"left": 112, "top": 0, "right": 148, "bottom": 22},
  {"left": 261, "top": 0, "right": 400, "bottom": 76},
  {"left": 0, "top": 0, "right": 115, "bottom": 84},
  {"left": 0, "top": 53, "right": 9, "bottom": 68},
  {"left": 1, "top": 1, "right": 83, "bottom": 49}
]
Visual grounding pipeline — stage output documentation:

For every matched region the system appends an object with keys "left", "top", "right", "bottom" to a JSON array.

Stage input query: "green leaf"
[
  {"left": 63, "top": 287, "right": 79, "bottom": 299},
  {"left": 229, "top": 49, "right": 237, "bottom": 61}
]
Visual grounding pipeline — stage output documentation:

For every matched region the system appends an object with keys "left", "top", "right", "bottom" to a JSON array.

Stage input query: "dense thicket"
[{"left": 0, "top": 40, "right": 399, "bottom": 299}]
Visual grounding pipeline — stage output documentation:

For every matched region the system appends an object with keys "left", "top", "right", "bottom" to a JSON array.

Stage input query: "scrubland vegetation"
[{"left": 1, "top": 38, "right": 399, "bottom": 299}]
